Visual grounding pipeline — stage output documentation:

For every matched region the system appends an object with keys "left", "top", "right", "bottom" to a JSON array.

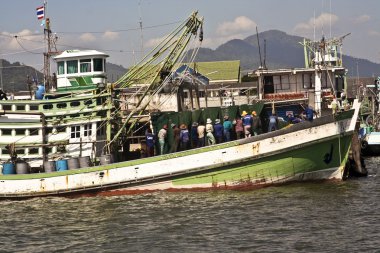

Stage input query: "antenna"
[
  {"left": 321, "top": 0, "right": 325, "bottom": 37},
  {"left": 256, "top": 26, "right": 263, "bottom": 68},
  {"left": 263, "top": 39, "right": 267, "bottom": 69},
  {"left": 138, "top": 0, "right": 144, "bottom": 59},
  {"left": 329, "top": 0, "right": 332, "bottom": 39},
  {"left": 313, "top": 10, "right": 316, "bottom": 42}
]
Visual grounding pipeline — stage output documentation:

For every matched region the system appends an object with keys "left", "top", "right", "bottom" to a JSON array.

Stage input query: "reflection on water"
[{"left": 0, "top": 157, "right": 378, "bottom": 252}]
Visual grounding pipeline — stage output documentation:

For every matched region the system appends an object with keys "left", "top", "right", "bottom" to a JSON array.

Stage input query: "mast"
[{"left": 42, "top": 1, "right": 58, "bottom": 91}]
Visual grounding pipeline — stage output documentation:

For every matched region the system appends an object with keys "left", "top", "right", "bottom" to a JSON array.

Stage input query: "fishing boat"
[
  {"left": 0, "top": 99, "right": 360, "bottom": 198},
  {"left": 0, "top": 6, "right": 362, "bottom": 198},
  {"left": 358, "top": 77, "right": 380, "bottom": 155}
]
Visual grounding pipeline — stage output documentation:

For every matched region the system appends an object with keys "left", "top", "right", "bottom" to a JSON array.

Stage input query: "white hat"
[
  {"left": 215, "top": 119, "right": 221, "bottom": 124},
  {"left": 206, "top": 118, "right": 212, "bottom": 124}
]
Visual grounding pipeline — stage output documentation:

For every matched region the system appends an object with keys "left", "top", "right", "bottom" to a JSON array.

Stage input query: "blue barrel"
[
  {"left": 35, "top": 85, "right": 45, "bottom": 100},
  {"left": 55, "top": 159, "right": 68, "bottom": 171},
  {"left": 2, "top": 163, "right": 16, "bottom": 175}
]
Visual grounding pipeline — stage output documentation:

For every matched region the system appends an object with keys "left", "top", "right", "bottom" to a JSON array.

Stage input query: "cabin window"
[
  {"left": 273, "top": 76, "right": 281, "bottom": 91},
  {"left": 264, "top": 76, "right": 274, "bottom": 94},
  {"left": 335, "top": 75, "right": 344, "bottom": 92},
  {"left": 96, "top": 97, "right": 104, "bottom": 105},
  {"left": 281, "top": 75, "right": 290, "bottom": 90},
  {"left": 29, "top": 148, "right": 39, "bottom": 154},
  {"left": 16, "top": 149, "right": 25, "bottom": 155},
  {"left": 16, "top": 105, "right": 25, "bottom": 111},
  {"left": 57, "top": 61, "right": 65, "bottom": 75},
  {"left": 80, "top": 59, "right": 92, "bottom": 73},
  {"left": 56, "top": 126, "right": 66, "bottom": 133},
  {"left": 57, "top": 103, "right": 67, "bottom": 109},
  {"left": 70, "top": 101, "right": 80, "bottom": 107},
  {"left": 30, "top": 105, "right": 39, "bottom": 111},
  {"left": 15, "top": 129, "right": 25, "bottom": 136},
  {"left": 93, "top": 58, "right": 104, "bottom": 72},
  {"left": 302, "top": 74, "right": 312, "bottom": 89},
  {"left": 321, "top": 72, "right": 329, "bottom": 88},
  {"left": 43, "top": 104, "right": 53, "bottom": 110},
  {"left": 2, "top": 105, "right": 11, "bottom": 111},
  {"left": 71, "top": 126, "right": 80, "bottom": 138},
  {"left": 84, "top": 99, "right": 93, "bottom": 106},
  {"left": 1, "top": 129, "right": 12, "bottom": 135},
  {"left": 84, "top": 124, "right": 92, "bottom": 137},
  {"left": 29, "top": 128, "right": 39, "bottom": 136},
  {"left": 67, "top": 60, "right": 78, "bottom": 74},
  {"left": 97, "top": 122, "right": 106, "bottom": 136}
]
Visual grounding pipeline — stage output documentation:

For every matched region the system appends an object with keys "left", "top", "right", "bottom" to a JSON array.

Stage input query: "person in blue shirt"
[
  {"left": 145, "top": 128, "right": 155, "bottom": 157},
  {"left": 242, "top": 111, "right": 253, "bottom": 138},
  {"left": 214, "top": 119, "right": 224, "bottom": 144},
  {"left": 223, "top": 115, "right": 232, "bottom": 142},
  {"left": 303, "top": 105, "right": 317, "bottom": 122},
  {"left": 179, "top": 124, "right": 190, "bottom": 151},
  {"left": 287, "top": 113, "right": 302, "bottom": 124},
  {"left": 268, "top": 112, "right": 279, "bottom": 132},
  {"left": 191, "top": 122, "right": 198, "bottom": 149}
]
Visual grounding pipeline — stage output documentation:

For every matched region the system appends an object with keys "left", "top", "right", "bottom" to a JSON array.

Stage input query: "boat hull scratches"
[{"left": 0, "top": 166, "right": 343, "bottom": 200}]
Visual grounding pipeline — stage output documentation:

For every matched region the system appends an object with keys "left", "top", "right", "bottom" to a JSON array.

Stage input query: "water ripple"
[{"left": 0, "top": 157, "right": 379, "bottom": 252}]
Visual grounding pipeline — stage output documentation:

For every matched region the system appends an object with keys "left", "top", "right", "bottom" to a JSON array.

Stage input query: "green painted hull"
[{"left": 171, "top": 135, "right": 350, "bottom": 188}]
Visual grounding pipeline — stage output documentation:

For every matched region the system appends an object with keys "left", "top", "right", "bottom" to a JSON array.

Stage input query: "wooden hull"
[{"left": 0, "top": 105, "right": 359, "bottom": 199}]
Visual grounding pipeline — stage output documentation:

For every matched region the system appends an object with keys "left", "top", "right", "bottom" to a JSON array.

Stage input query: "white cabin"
[{"left": 54, "top": 50, "right": 109, "bottom": 91}]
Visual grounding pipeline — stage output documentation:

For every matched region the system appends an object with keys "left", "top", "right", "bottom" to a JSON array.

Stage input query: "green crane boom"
[{"left": 109, "top": 11, "right": 204, "bottom": 148}]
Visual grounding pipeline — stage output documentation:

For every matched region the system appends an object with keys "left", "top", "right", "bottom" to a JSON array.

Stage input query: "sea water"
[{"left": 0, "top": 157, "right": 378, "bottom": 252}]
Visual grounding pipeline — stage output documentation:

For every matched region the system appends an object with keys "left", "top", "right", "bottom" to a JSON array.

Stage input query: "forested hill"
[{"left": 1, "top": 29, "right": 380, "bottom": 92}]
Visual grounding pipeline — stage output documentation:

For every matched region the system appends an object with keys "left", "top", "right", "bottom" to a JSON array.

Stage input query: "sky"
[{"left": 1, "top": 0, "right": 380, "bottom": 73}]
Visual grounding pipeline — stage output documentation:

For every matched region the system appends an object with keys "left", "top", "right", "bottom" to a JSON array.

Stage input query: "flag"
[{"left": 36, "top": 6, "right": 44, "bottom": 20}]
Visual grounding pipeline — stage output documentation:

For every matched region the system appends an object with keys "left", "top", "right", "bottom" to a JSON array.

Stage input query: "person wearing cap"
[
  {"left": 223, "top": 115, "right": 232, "bottom": 142},
  {"left": 214, "top": 119, "right": 223, "bottom": 144},
  {"left": 171, "top": 123, "right": 180, "bottom": 153},
  {"left": 158, "top": 124, "right": 168, "bottom": 155},
  {"left": 251, "top": 111, "right": 262, "bottom": 136},
  {"left": 242, "top": 110, "right": 253, "bottom": 138},
  {"left": 197, "top": 121, "right": 206, "bottom": 147},
  {"left": 191, "top": 122, "right": 198, "bottom": 148},
  {"left": 205, "top": 118, "right": 216, "bottom": 145}
]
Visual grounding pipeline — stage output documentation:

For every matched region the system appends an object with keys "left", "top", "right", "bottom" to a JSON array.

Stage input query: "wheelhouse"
[{"left": 54, "top": 50, "right": 109, "bottom": 91}]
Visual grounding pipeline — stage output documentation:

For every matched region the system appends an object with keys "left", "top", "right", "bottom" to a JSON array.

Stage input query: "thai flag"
[{"left": 36, "top": 6, "right": 44, "bottom": 20}]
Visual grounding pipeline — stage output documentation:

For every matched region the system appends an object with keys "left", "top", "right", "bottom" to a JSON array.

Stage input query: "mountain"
[
  {"left": 191, "top": 30, "right": 380, "bottom": 77},
  {"left": 106, "top": 63, "right": 128, "bottom": 83},
  {"left": 1, "top": 29, "right": 379, "bottom": 92},
  {"left": 0, "top": 60, "right": 127, "bottom": 92},
  {"left": 0, "top": 59, "right": 43, "bottom": 92}
]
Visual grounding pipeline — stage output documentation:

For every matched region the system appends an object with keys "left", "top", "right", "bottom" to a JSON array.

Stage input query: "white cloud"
[
  {"left": 0, "top": 30, "right": 43, "bottom": 51},
  {"left": 368, "top": 30, "right": 380, "bottom": 37},
  {"left": 354, "top": 14, "right": 370, "bottom": 24},
  {"left": 79, "top": 33, "right": 96, "bottom": 42},
  {"left": 293, "top": 13, "right": 338, "bottom": 33},
  {"left": 102, "top": 31, "right": 119, "bottom": 40},
  {"left": 216, "top": 16, "right": 257, "bottom": 36}
]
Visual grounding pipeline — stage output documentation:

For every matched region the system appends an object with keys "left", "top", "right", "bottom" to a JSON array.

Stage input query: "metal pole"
[{"left": 0, "top": 57, "right": 3, "bottom": 90}]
